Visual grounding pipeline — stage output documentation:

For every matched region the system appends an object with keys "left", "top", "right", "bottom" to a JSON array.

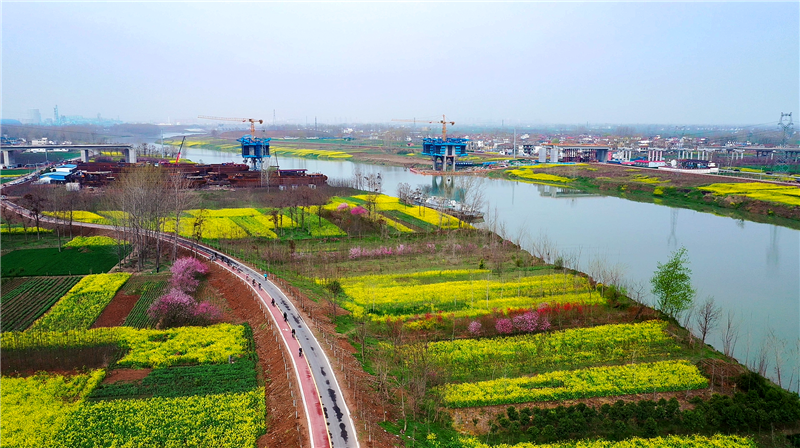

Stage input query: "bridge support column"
[
  {"left": 596, "top": 148, "right": 608, "bottom": 163},
  {"left": 122, "top": 147, "right": 137, "bottom": 163},
  {"left": 550, "top": 146, "right": 559, "bottom": 163},
  {"left": 1, "top": 150, "right": 16, "bottom": 168},
  {"left": 80, "top": 149, "right": 91, "bottom": 163},
  {"left": 539, "top": 148, "right": 547, "bottom": 163}
]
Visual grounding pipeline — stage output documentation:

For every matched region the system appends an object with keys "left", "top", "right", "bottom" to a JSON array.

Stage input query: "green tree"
[{"left": 650, "top": 247, "right": 695, "bottom": 319}]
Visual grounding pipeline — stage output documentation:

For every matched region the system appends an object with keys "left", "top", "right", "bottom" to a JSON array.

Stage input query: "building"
[{"left": 26, "top": 109, "right": 41, "bottom": 124}]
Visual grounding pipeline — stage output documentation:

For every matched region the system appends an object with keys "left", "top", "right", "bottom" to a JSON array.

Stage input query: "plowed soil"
[{"left": 91, "top": 292, "right": 139, "bottom": 328}]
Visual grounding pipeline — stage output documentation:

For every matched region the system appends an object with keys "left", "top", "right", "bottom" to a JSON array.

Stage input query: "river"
[{"left": 182, "top": 147, "right": 800, "bottom": 392}]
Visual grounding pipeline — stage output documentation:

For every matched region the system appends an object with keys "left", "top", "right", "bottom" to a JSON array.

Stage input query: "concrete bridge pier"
[
  {"left": 550, "top": 146, "right": 559, "bottom": 163},
  {"left": 539, "top": 148, "right": 547, "bottom": 163},
  {"left": 122, "top": 147, "right": 137, "bottom": 163},
  {"left": 596, "top": 148, "right": 609, "bottom": 163},
  {"left": 81, "top": 149, "right": 91, "bottom": 163},
  {"left": 1, "top": 149, "right": 16, "bottom": 168}
]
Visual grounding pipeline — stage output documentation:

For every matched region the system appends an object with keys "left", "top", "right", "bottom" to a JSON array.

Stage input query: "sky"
[{"left": 3, "top": 2, "right": 798, "bottom": 126}]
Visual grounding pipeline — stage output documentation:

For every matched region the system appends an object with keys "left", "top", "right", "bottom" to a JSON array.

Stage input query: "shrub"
[
  {"left": 147, "top": 289, "right": 196, "bottom": 328},
  {"left": 468, "top": 321, "right": 482, "bottom": 336},
  {"left": 170, "top": 257, "right": 209, "bottom": 293},
  {"left": 496, "top": 318, "right": 514, "bottom": 334},
  {"left": 350, "top": 206, "right": 368, "bottom": 216},
  {"left": 512, "top": 311, "right": 539, "bottom": 333}
]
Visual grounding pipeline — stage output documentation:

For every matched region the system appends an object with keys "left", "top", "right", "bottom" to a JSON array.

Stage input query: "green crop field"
[
  {"left": 1, "top": 245, "right": 124, "bottom": 277},
  {"left": 123, "top": 280, "right": 169, "bottom": 328},
  {"left": 0, "top": 276, "right": 83, "bottom": 332}
]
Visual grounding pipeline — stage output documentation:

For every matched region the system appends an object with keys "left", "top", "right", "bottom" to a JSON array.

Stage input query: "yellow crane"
[
  {"left": 197, "top": 115, "right": 264, "bottom": 136},
  {"left": 392, "top": 115, "right": 455, "bottom": 141}
]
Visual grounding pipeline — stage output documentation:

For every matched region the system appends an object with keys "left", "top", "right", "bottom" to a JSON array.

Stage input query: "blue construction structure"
[
  {"left": 422, "top": 137, "right": 468, "bottom": 171},
  {"left": 238, "top": 135, "right": 271, "bottom": 171}
]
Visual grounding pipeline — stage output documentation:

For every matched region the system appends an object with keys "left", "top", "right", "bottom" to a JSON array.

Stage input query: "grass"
[{"left": 0, "top": 245, "right": 125, "bottom": 277}]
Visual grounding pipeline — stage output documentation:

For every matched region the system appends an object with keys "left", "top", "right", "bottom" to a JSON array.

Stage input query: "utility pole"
[
  {"left": 779, "top": 112, "right": 793, "bottom": 146},
  {"left": 513, "top": 127, "right": 517, "bottom": 158}
]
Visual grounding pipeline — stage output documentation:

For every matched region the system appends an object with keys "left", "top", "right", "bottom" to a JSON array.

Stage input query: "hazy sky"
[{"left": 3, "top": 2, "right": 798, "bottom": 126}]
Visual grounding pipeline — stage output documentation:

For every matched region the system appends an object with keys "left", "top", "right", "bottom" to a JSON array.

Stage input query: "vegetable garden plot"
[
  {"left": 0, "top": 276, "right": 83, "bottom": 332},
  {"left": 428, "top": 321, "right": 684, "bottom": 382},
  {"left": 0, "top": 245, "right": 125, "bottom": 277},
  {"left": 458, "top": 434, "right": 757, "bottom": 448},
  {"left": 87, "top": 359, "right": 258, "bottom": 400},
  {"left": 52, "top": 388, "right": 266, "bottom": 448},
  {"left": 699, "top": 182, "right": 800, "bottom": 207},
  {"left": 28, "top": 273, "right": 131, "bottom": 332},
  {"left": 0, "top": 370, "right": 106, "bottom": 448},
  {"left": 123, "top": 280, "right": 169, "bottom": 328},
  {"left": 337, "top": 269, "right": 600, "bottom": 321},
  {"left": 440, "top": 360, "right": 708, "bottom": 408}
]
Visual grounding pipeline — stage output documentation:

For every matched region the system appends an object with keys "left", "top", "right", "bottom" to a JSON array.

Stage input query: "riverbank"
[
  {"left": 489, "top": 163, "right": 800, "bottom": 228},
  {"left": 181, "top": 137, "right": 800, "bottom": 227}
]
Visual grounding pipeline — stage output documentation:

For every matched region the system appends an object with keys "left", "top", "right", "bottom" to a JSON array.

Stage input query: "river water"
[{"left": 183, "top": 147, "right": 800, "bottom": 391}]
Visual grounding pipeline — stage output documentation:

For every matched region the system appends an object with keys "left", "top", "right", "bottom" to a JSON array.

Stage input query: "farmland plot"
[{"left": 0, "top": 276, "right": 83, "bottom": 332}]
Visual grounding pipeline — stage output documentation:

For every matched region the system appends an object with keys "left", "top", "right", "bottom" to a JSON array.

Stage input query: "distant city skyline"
[{"left": 3, "top": 2, "right": 798, "bottom": 125}]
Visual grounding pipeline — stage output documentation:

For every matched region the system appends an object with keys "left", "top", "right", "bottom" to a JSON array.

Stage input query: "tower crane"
[
  {"left": 197, "top": 115, "right": 264, "bottom": 137},
  {"left": 391, "top": 115, "right": 466, "bottom": 171},
  {"left": 392, "top": 115, "right": 455, "bottom": 141},
  {"left": 197, "top": 115, "right": 270, "bottom": 171}
]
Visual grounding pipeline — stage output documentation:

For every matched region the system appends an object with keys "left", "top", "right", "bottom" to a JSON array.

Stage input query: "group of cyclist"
[{"left": 209, "top": 251, "right": 304, "bottom": 357}]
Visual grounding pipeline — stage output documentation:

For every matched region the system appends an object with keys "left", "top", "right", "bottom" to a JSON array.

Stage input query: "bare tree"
[
  {"left": 106, "top": 165, "right": 170, "bottom": 271},
  {"left": 364, "top": 172, "right": 383, "bottom": 214},
  {"left": 455, "top": 175, "right": 486, "bottom": 228},
  {"left": 767, "top": 329, "right": 787, "bottom": 388},
  {"left": 168, "top": 171, "right": 194, "bottom": 261},
  {"left": 44, "top": 186, "right": 68, "bottom": 251},
  {"left": 325, "top": 279, "right": 343, "bottom": 324},
  {"left": 351, "top": 164, "right": 365, "bottom": 190},
  {"left": 2, "top": 205, "right": 18, "bottom": 233},
  {"left": 721, "top": 309, "right": 740, "bottom": 357},
  {"left": 22, "top": 190, "right": 47, "bottom": 239},
  {"left": 694, "top": 296, "right": 722, "bottom": 344},
  {"left": 528, "top": 233, "right": 558, "bottom": 265},
  {"left": 396, "top": 182, "right": 412, "bottom": 205}
]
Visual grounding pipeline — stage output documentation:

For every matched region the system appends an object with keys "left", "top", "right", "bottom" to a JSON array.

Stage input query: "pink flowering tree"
[
  {"left": 336, "top": 203, "right": 350, "bottom": 212},
  {"left": 193, "top": 301, "right": 222, "bottom": 323},
  {"left": 468, "top": 321, "right": 482, "bottom": 336},
  {"left": 513, "top": 311, "right": 539, "bottom": 333},
  {"left": 147, "top": 289, "right": 196, "bottom": 328},
  {"left": 495, "top": 318, "right": 514, "bottom": 334},
  {"left": 147, "top": 288, "right": 221, "bottom": 328},
  {"left": 170, "top": 257, "right": 209, "bottom": 293},
  {"left": 350, "top": 206, "right": 368, "bottom": 216}
]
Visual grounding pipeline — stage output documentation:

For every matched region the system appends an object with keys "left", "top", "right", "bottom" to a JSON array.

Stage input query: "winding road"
[{"left": 0, "top": 197, "right": 360, "bottom": 448}]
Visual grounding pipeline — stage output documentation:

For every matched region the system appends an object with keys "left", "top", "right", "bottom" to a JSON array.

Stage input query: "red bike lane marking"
[{"left": 215, "top": 260, "right": 331, "bottom": 448}]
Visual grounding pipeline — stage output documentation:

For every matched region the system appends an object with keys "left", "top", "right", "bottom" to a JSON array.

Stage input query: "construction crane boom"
[
  {"left": 198, "top": 115, "right": 264, "bottom": 136},
  {"left": 392, "top": 115, "right": 455, "bottom": 141}
]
